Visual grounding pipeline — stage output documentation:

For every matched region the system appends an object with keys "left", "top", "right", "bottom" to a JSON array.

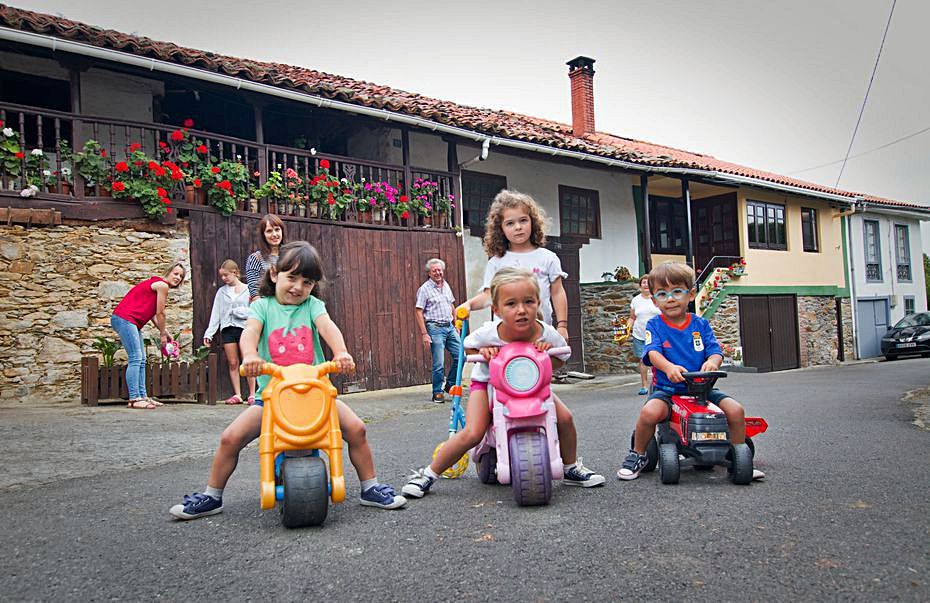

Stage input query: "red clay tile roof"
[{"left": 1, "top": 3, "right": 926, "bottom": 212}]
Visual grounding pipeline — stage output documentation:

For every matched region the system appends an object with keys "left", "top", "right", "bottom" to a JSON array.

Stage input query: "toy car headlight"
[{"left": 503, "top": 357, "right": 540, "bottom": 392}]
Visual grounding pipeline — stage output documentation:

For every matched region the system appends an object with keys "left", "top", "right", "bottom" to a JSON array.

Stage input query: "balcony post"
[
  {"left": 253, "top": 102, "right": 266, "bottom": 185},
  {"left": 640, "top": 173, "right": 652, "bottom": 272},
  {"left": 69, "top": 65, "right": 85, "bottom": 200}
]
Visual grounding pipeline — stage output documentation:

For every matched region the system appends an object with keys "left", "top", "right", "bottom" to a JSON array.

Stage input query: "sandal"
[
  {"left": 224, "top": 394, "right": 243, "bottom": 405},
  {"left": 146, "top": 397, "right": 164, "bottom": 407},
  {"left": 246, "top": 395, "right": 256, "bottom": 406},
  {"left": 128, "top": 398, "right": 157, "bottom": 409}
]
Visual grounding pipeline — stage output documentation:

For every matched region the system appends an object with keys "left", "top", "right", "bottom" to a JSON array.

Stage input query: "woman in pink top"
[{"left": 110, "top": 262, "right": 186, "bottom": 409}]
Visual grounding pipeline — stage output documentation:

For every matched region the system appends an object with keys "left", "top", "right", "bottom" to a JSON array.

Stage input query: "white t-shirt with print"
[
  {"left": 464, "top": 319, "right": 570, "bottom": 383},
  {"left": 481, "top": 248, "right": 568, "bottom": 325},
  {"left": 630, "top": 293, "right": 661, "bottom": 340}
]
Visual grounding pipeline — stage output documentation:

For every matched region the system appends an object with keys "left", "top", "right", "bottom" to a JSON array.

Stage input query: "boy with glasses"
[{"left": 617, "top": 261, "right": 753, "bottom": 480}]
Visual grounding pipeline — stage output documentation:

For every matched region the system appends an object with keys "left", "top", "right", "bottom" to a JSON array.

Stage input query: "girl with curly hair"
[{"left": 456, "top": 189, "right": 569, "bottom": 340}]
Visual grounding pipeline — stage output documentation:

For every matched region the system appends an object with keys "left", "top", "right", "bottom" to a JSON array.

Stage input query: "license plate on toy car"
[
  {"left": 692, "top": 432, "right": 727, "bottom": 441},
  {"left": 897, "top": 342, "right": 917, "bottom": 348}
]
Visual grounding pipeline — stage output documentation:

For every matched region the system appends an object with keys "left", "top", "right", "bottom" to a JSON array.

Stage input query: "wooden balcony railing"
[{"left": 0, "top": 101, "right": 459, "bottom": 230}]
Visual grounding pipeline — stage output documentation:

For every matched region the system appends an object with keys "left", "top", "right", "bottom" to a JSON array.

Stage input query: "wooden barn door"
[
  {"left": 188, "top": 209, "right": 465, "bottom": 395},
  {"left": 738, "top": 294, "right": 799, "bottom": 372},
  {"left": 544, "top": 236, "right": 584, "bottom": 372}
]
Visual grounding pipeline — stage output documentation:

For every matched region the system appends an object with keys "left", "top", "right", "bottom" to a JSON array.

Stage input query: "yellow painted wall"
[
  {"left": 735, "top": 188, "right": 845, "bottom": 288},
  {"left": 645, "top": 186, "right": 846, "bottom": 288}
]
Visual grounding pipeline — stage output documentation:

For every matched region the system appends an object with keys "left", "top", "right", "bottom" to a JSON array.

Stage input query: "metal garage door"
[{"left": 856, "top": 299, "right": 889, "bottom": 359}]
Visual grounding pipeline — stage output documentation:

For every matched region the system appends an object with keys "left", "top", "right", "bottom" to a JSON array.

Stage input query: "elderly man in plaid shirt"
[{"left": 415, "top": 258, "right": 462, "bottom": 403}]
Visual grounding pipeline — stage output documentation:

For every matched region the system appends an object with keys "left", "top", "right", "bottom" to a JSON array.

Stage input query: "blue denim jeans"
[
  {"left": 110, "top": 314, "right": 147, "bottom": 399},
  {"left": 427, "top": 322, "right": 462, "bottom": 395}
]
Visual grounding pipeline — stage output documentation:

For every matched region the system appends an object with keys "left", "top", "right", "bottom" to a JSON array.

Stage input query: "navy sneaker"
[
  {"left": 617, "top": 449, "right": 649, "bottom": 481},
  {"left": 169, "top": 493, "right": 223, "bottom": 520},
  {"left": 563, "top": 458, "right": 606, "bottom": 487},
  {"left": 401, "top": 468, "right": 436, "bottom": 498},
  {"left": 360, "top": 484, "right": 407, "bottom": 509}
]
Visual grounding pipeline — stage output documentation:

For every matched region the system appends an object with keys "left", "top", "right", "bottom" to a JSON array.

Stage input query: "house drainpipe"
[{"left": 837, "top": 197, "right": 865, "bottom": 359}]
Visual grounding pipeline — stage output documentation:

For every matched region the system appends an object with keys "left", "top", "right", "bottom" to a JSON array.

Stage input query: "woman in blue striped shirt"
[{"left": 245, "top": 214, "right": 286, "bottom": 302}]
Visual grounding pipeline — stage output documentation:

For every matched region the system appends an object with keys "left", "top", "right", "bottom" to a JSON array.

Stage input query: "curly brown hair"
[{"left": 482, "top": 189, "right": 549, "bottom": 258}]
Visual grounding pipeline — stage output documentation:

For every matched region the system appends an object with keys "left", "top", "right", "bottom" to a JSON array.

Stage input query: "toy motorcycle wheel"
[
  {"left": 509, "top": 430, "right": 552, "bottom": 506},
  {"left": 433, "top": 441, "right": 469, "bottom": 479},
  {"left": 279, "top": 455, "right": 329, "bottom": 528},
  {"left": 658, "top": 443, "right": 680, "bottom": 484},
  {"left": 728, "top": 443, "right": 753, "bottom": 485},
  {"left": 631, "top": 433, "right": 659, "bottom": 473},
  {"left": 745, "top": 436, "right": 755, "bottom": 458},
  {"left": 476, "top": 448, "right": 498, "bottom": 484}
]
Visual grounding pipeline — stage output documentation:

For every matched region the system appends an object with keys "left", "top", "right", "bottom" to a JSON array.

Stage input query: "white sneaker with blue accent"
[{"left": 563, "top": 458, "right": 606, "bottom": 487}]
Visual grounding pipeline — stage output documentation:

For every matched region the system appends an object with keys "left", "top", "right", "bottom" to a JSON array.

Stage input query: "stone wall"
[
  {"left": 798, "top": 295, "right": 841, "bottom": 366},
  {"left": 0, "top": 220, "right": 192, "bottom": 406},
  {"left": 707, "top": 295, "right": 741, "bottom": 350},
  {"left": 580, "top": 282, "right": 640, "bottom": 375},
  {"left": 840, "top": 297, "right": 854, "bottom": 360}
]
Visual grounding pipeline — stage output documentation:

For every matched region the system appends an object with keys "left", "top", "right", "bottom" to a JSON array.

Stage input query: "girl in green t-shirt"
[{"left": 169, "top": 242, "right": 406, "bottom": 520}]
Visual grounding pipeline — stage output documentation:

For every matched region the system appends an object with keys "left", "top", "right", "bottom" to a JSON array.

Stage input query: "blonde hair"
[
  {"left": 163, "top": 261, "right": 187, "bottom": 286},
  {"left": 483, "top": 189, "right": 549, "bottom": 258},
  {"left": 220, "top": 259, "right": 240, "bottom": 275},
  {"left": 489, "top": 267, "right": 540, "bottom": 305},
  {"left": 648, "top": 261, "right": 695, "bottom": 292}
]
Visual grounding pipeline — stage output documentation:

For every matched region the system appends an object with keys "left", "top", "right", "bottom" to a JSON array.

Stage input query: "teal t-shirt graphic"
[{"left": 249, "top": 295, "right": 327, "bottom": 399}]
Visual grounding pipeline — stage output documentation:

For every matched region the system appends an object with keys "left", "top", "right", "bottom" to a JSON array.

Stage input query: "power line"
[
  {"left": 835, "top": 0, "right": 897, "bottom": 188},
  {"left": 787, "top": 124, "right": 930, "bottom": 175}
]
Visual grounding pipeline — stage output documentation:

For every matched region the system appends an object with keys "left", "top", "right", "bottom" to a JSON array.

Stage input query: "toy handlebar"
[
  {"left": 239, "top": 361, "right": 341, "bottom": 377},
  {"left": 465, "top": 346, "right": 571, "bottom": 364},
  {"left": 681, "top": 370, "right": 728, "bottom": 381}
]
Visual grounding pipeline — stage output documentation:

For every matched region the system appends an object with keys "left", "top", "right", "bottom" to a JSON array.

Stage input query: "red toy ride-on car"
[{"left": 645, "top": 371, "right": 768, "bottom": 485}]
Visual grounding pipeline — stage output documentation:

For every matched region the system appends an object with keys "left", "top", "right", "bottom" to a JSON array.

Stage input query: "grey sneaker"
[
  {"left": 617, "top": 449, "right": 649, "bottom": 481},
  {"left": 401, "top": 468, "right": 436, "bottom": 498},
  {"left": 563, "top": 458, "right": 605, "bottom": 487}
]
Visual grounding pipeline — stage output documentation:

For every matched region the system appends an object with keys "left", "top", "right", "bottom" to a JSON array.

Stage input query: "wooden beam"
[
  {"left": 0, "top": 207, "right": 62, "bottom": 226},
  {"left": 681, "top": 177, "right": 694, "bottom": 268},
  {"left": 640, "top": 174, "right": 652, "bottom": 273}
]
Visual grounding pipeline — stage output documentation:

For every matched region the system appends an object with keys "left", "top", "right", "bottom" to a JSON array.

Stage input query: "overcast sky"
[{"left": 9, "top": 0, "right": 930, "bottom": 246}]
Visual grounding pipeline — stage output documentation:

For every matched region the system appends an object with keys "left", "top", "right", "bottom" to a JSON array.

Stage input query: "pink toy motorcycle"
[{"left": 468, "top": 342, "right": 570, "bottom": 506}]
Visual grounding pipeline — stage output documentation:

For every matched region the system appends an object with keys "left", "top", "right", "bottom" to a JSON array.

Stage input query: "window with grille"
[
  {"left": 649, "top": 195, "right": 687, "bottom": 254},
  {"left": 895, "top": 224, "right": 911, "bottom": 281},
  {"left": 863, "top": 220, "right": 882, "bottom": 282},
  {"left": 461, "top": 171, "right": 507, "bottom": 237},
  {"left": 904, "top": 296, "right": 915, "bottom": 315},
  {"left": 558, "top": 185, "right": 601, "bottom": 240},
  {"left": 801, "top": 207, "right": 818, "bottom": 252},
  {"left": 747, "top": 200, "right": 786, "bottom": 250}
]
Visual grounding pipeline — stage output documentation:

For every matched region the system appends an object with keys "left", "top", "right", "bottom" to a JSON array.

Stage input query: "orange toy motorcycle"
[{"left": 242, "top": 361, "right": 346, "bottom": 528}]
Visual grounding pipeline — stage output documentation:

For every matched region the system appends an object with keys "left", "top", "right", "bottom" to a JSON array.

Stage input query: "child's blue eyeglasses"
[{"left": 653, "top": 288, "right": 689, "bottom": 302}]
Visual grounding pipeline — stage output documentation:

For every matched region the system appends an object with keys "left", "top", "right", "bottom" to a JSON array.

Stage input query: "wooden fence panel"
[{"left": 187, "top": 210, "right": 466, "bottom": 396}]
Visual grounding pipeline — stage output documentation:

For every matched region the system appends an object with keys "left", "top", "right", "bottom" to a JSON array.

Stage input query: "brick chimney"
[{"left": 567, "top": 56, "right": 596, "bottom": 137}]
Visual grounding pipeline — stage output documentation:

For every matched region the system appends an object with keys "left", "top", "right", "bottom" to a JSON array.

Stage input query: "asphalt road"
[{"left": 2, "top": 359, "right": 929, "bottom": 601}]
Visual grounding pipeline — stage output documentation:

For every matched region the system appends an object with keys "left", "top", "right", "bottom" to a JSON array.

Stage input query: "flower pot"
[
  {"left": 358, "top": 211, "right": 373, "bottom": 224},
  {"left": 436, "top": 211, "right": 447, "bottom": 228},
  {"left": 185, "top": 185, "right": 207, "bottom": 205},
  {"left": 248, "top": 198, "right": 259, "bottom": 213},
  {"left": 295, "top": 205, "right": 306, "bottom": 217},
  {"left": 49, "top": 182, "right": 72, "bottom": 195},
  {"left": 421, "top": 214, "right": 432, "bottom": 228},
  {"left": 372, "top": 208, "right": 385, "bottom": 223},
  {"left": 307, "top": 203, "right": 319, "bottom": 218}
]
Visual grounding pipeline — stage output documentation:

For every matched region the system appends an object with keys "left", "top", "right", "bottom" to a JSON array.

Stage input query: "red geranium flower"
[
  {"left": 401, "top": 210, "right": 410, "bottom": 219},
  {"left": 15, "top": 151, "right": 25, "bottom": 159},
  {"left": 155, "top": 167, "right": 166, "bottom": 177},
  {"left": 211, "top": 166, "right": 220, "bottom": 174},
  {"left": 133, "top": 160, "right": 144, "bottom": 166},
  {"left": 170, "top": 130, "right": 184, "bottom": 142},
  {"left": 327, "top": 193, "right": 335, "bottom": 205},
  {"left": 148, "top": 161, "right": 159, "bottom": 170},
  {"left": 193, "top": 178, "right": 202, "bottom": 188},
  {"left": 128, "top": 143, "right": 141, "bottom": 152},
  {"left": 157, "top": 187, "right": 167, "bottom": 197},
  {"left": 319, "top": 159, "right": 330, "bottom": 169},
  {"left": 170, "top": 170, "right": 184, "bottom": 181},
  {"left": 181, "top": 162, "right": 189, "bottom": 168},
  {"left": 159, "top": 141, "right": 168, "bottom": 149},
  {"left": 111, "top": 181, "right": 126, "bottom": 192},
  {"left": 183, "top": 118, "right": 194, "bottom": 128},
  {"left": 167, "top": 207, "right": 173, "bottom": 214},
  {"left": 115, "top": 161, "right": 129, "bottom": 172},
  {"left": 162, "top": 198, "right": 172, "bottom": 205},
  {"left": 399, "top": 195, "right": 408, "bottom": 203},
  {"left": 216, "top": 180, "right": 232, "bottom": 191},
  {"left": 100, "top": 149, "right": 107, "bottom": 157},
  {"left": 196, "top": 144, "right": 208, "bottom": 154}
]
